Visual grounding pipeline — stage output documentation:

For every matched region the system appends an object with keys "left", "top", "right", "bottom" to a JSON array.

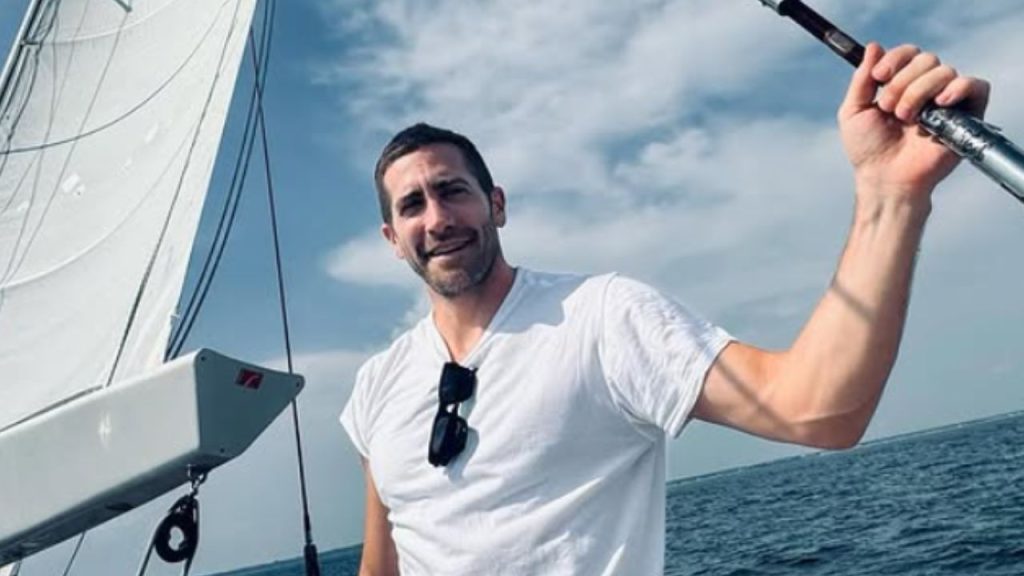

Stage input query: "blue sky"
[{"left": 6, "top": 1, "right": 1024, "bottom": 574}]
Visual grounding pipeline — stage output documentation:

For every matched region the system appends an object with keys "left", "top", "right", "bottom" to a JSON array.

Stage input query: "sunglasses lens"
[
  {"left": 429, "top": 362, "right": 474, "bottom": 467},
  {"left": 439, "top": 362, "right": 475, "bottom": 404},
  {"left": 428, "top": 411, "right": 468, "bottom": 467}
]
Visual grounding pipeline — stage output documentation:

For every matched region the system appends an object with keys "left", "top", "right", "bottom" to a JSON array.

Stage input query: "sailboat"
[{"left": 0, "top": 0, "right": 303, "bottom": 568}]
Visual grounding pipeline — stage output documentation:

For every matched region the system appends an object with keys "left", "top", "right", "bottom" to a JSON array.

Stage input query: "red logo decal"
[{"left": 236, "top": 369, "right": 264, "bottom": 390}]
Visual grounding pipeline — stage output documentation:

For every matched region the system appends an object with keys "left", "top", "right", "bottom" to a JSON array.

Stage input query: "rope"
[
  {"left": 106, "top": 0, "right": 248, "bottom": 386},
  {"left": 59, "top": 533, "right": 86, "bottom": 576},
  {"left": 168, "top": 1, "right": 322, "bottom": 572},
  {"left": 0, "top": 1, "right": 238, "bottom": 156},
  {"left": 248, "top": 2, "right": 321, "bottom": 573},
  {"left": 166, "top": 0, "right": 274, "bottom": 359},
  {"left": 0, "top": 0, "right": 109, "bottom": 302}
]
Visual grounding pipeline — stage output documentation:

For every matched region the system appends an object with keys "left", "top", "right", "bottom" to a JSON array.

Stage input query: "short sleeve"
[
  {"left": 599, "top": 275, "right": 732, "bottom": 437},
  {"left": 339, "top": 362, "right": 373, "bottom": 458}
]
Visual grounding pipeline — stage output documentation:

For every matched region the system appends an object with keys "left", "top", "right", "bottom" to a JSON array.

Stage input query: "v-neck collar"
[{"left": 425, "top": 268, "right": 527, "bottom": 367}]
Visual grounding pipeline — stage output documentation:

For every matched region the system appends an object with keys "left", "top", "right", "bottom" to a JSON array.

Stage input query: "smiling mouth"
[{"left": 427, "top": 237, "right": 474, "bottom": 259}]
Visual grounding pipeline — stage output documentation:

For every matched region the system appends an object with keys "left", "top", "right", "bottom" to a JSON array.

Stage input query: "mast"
[{"left": 0, "top": 0, "right": 44, "bottom": 114}]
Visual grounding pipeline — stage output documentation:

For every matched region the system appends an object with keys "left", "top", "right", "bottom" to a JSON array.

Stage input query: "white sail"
[{"left": 0, "top": 0, "right": 258, "bottom": 430}]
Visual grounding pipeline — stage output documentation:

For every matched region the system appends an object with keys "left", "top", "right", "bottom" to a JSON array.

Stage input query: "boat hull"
[{"left": 0, "top": 349, "right": 303, "bottom": 564}]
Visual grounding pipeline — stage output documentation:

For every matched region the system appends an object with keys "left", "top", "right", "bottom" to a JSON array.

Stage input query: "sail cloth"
[{"left": 0, "top": 0, "right": 257, "bottom": 431}]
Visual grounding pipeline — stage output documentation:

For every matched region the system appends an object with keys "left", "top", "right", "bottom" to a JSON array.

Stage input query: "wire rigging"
[
  {"left": 247, "top": 2, "right": 322, "bottom": 573},
  {"left": 165, "top": 0, "right": 274, "bottom": 359},
  {"left": 0, "top": 0, "right": 60, "bottom": 312},
  {"left": 58, "top": 533, "right": 86, "bottom": 576},
  {"left": 55, "top": 2, "right": 252, "bottom": 572},
  {"left": 0, "top": 3, "right": 235, "bottom": 157},
  {"left": 105, "top": 0, "right": 249, "bottom": 387},
  {"left": 164, "top": 1, "right": 322, "bottom": 573}
]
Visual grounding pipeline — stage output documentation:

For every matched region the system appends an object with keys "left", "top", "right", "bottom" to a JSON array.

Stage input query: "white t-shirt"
[{"left": 341, "top": 269, "right": 732, "bottom": 575}]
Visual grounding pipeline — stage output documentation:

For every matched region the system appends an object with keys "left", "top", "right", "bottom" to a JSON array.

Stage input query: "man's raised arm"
[{"left": 694, "top": 43, "right": 991, "bottom": 449}]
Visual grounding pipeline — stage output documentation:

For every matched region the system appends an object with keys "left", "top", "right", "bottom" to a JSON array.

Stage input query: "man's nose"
[{"left": 425, "top": 197, "right": 454, "bottom": 234}]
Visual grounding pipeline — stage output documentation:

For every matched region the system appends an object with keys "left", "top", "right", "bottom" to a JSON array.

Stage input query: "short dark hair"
[{"left": 374, "top": 123, "right": 495, "bottom": 223}]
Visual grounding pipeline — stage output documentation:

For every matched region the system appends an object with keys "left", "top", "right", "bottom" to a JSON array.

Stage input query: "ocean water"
[{"left": 210, "top": 412, "right": 1024, "bottom": 575}]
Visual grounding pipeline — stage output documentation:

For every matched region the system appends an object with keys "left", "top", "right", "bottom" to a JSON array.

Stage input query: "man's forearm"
[{"left": 774, "top": 184, "right": 931, "bottom": 446}]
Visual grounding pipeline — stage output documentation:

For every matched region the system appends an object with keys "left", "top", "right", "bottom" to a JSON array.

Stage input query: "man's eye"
[{"left": 399, "top": 198, "right": 423, "bottom": 215}]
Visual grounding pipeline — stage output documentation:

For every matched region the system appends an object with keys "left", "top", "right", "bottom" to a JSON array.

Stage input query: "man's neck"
[{"left": 430, "top": 259, "right": 517, "bottom": 363}]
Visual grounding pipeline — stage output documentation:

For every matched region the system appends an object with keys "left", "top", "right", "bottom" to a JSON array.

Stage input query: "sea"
[{"left": 208, "top": 411, "right": 1024, "bottom": 575}]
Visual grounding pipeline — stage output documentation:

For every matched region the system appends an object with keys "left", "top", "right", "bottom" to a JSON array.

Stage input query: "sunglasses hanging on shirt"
[{"left": 428, "top": 362, "right": 476, "bottom": 467}]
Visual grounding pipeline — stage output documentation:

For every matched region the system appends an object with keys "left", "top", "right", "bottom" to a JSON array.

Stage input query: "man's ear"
[
  {"left": 381, "top": 223, "right": 405, "bottom": 259},
  {"left": 490, "top": 186, "right": 507, "bottom": 227}
]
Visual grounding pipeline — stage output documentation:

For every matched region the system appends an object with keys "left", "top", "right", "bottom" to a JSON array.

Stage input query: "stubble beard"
[{"left": 409, "top": 220, "right": 500, "bottom": 298}]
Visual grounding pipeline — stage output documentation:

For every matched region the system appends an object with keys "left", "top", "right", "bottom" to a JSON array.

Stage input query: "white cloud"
[
  {"left": 324, "top": 227, "right": 413, "bottom": 289},
  {"left": 322, "top": 0, "right": 832, "bottom": 196},
  {"left": 329, "top": 112, "right": 853, "bottom": 322}
]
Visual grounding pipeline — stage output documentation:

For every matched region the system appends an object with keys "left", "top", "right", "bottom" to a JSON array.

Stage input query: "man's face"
[{"left": 381, "top": 143, "right": 506, "bottom": 298}]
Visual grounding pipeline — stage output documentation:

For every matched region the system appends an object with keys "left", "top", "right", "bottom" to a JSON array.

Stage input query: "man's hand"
[{"left": 839, "top": 43, "right": 991, "bottom": 199}]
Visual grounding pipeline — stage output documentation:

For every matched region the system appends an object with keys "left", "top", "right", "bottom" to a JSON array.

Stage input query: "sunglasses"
[{"left": 428, "top": 362, "right": 476, "bottom": 467}]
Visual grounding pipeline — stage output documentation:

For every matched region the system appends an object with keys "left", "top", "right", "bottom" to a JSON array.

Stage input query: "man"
[{"left": 341, "top": 43, "right": 990, "bottom": 575}]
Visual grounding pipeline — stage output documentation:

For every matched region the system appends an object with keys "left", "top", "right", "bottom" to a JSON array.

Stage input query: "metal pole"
[
  {"left": 0, "top": 0, "right": 46, "bottom": 127},
  {"left": 756, "top": 0, "right": 1024, "bottom": 205}
]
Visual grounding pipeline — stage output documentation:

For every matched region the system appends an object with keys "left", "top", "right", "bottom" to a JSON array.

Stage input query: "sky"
[{"left": 5, "top": 0, "right": 1024, "bottom": 574}]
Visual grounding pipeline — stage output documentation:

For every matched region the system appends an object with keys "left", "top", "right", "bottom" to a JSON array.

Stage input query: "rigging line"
[
  {"left": 40, "top": 0, "right": 184, "bottom": 45},
  {"left": 6, "top": 0, "right": 88, "bottom": 231},
  {"left": 105, "top": 0, "right": 248, "bottom": 386},
  {"left": 0, "top": 119, "right": 199, "bottom": 428},
  {"left": 0, "top": 3, "right": 57, "bottom": 212},
  {"left": 0, "top": 1, "right": 51, "bottom": 327},
  {"left": 59, "top": 532, "right": 86, "bottom": 576},
  {"left": 0, "top": 0, "right": 126, "bottom": 323},
  {"left": 0, "top": 1, "right": 127, "bottom": 285},
  {"left": 0, "top": 115, "right": 207, "bottom": 294},
  {"left": 253, "top": 0, "right": 287, "bottom": 369},
  {"left": 166, "top": 0, "right": 274, "bottom": 358},
  {"left": 0, "top": 383, "right": 99, "bottom": 434},
  {"left": 0, "top": 0, "right": 57, "bottom": 142},
  {"left": 0, "top": 2, "right": 119, "bottom": 297},
  {"left": 0, "top": 0, "right": 54, "bottom": 183},
  {"left": 0, "top": 0, "right": 58, "bottom": 250},
  {"left": 165, "top": 0, "right": 273, "bottom": 357},
  {"left": 0, "top": 0, "right": 43, "bottom": 119},
  {"left": 0, "top": 0, "right": 59, "bottom": 267},
  {"left": 0, "top": 49, "right": 40, "bottom": 215},
  {"left": 0, "top": 0, "right": 236, "bottom": 157},
  {"left": 165, "top": 86, "right": 256, "bottom": 359},
  {"left": 250, "top": 2, "right": 322, "bottom": 572}
]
